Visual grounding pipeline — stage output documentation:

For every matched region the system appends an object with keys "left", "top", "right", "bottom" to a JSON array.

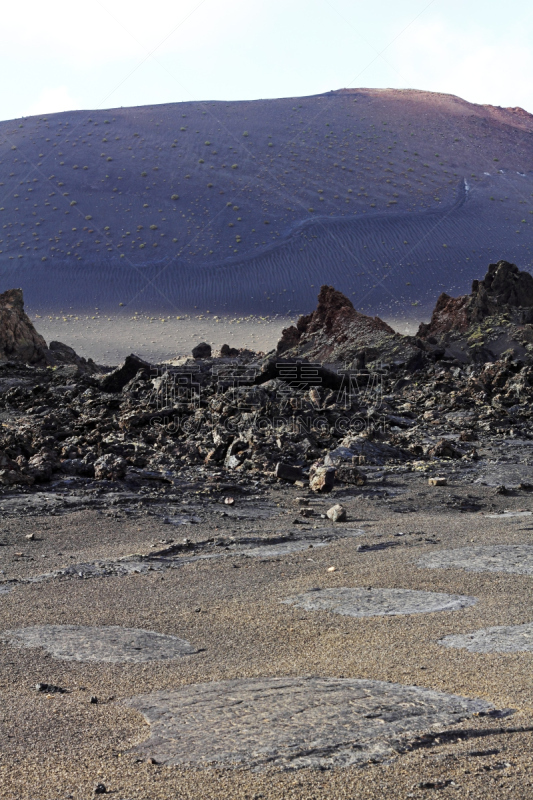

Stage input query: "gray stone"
[
  {"left": 3, "top": 625, "right": 196, "bottom": 663},
  {"left": 94, "top": 454, "right": 127, "bottom": 481},
  {"left": 418, "top": 545, "right": 533, "bottom": 575},
  {"left": 339, "top": 436, "right": 407, "bottom": 465},
  {"left": 335, "top": 465, "right": 366, "bottom": 486},
  {"left": 326, "top": 504, "right": 347, "bottom": 522},
  {"left": 124, "top": 677, "right": 494, "bottom": 770},
  {"left": 439, "top": 622, "right": 533, "bottom": 653},
  {"left": 309, "top": 466, "right": 335, "bottom": 493},
  {"left": 282, "top": 587, "right": 477, "bottom": 617},
  {"left": 275, "top": 463, "right": 305, "bottom": 482}
]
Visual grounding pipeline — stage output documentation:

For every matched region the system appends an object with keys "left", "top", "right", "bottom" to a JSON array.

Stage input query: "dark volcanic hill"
[{"left": 0, "top": 88, "right": 532, "bottom": 318}]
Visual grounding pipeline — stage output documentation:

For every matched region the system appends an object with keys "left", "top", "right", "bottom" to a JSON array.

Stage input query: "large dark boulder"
[
  {"left": 192, "top": 342, "right": 212, "bottom": 359},
  {"left": 100, "top": 354, "right": 152, "bottom": 392}
]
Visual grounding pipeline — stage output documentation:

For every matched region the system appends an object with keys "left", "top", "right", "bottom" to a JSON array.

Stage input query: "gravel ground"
[{"left": 0, "top": 477, "right": 532, "bottom": 798}]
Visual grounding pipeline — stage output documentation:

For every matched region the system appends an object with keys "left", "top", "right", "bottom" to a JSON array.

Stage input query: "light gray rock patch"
[
  {"left": 124, "top": 677, "right": 494, "bottom": 770},
  {"left": 439, "top": 622, "right": 533, "bottom": 653},
  {"left": 282, "top": 587, "right": 477, "bottom": 617},
  {"left": 2, "top": 625, "right": 196, "bottom": 662},
  {"left": 418, "top": 545, "right": 533, "bottom": 575},
  {"left": 485, "top": 511, "right": 532, "bottom": 519}
]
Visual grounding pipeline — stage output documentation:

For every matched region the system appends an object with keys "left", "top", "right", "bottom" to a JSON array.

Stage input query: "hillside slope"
[{"left": 0, "top": 88, "right": 532, "bottom": 318}]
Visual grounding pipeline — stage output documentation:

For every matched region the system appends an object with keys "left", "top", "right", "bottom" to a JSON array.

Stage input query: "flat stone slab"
[
  {"left": 439, "top": 622, "right": 533, "bottom": 653},
  {"left": 233, "top": 540, "right": 329, "bottom": 558},
  {"left": 418, "top": 545, "right": 533, "bottom": 575},
  {"left": 282, "top": 587, "right": 476, "bottom": 617},
  {"left": 124, "top": 677, "right": 494, "bottom": 770},
  {"left": 2, "top": 625, "right": 196, "bottom": 663}
]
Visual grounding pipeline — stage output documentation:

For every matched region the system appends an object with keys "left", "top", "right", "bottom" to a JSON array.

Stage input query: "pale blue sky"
[{"left": 2, "top": 0, "right": 533, "bottom": 121}]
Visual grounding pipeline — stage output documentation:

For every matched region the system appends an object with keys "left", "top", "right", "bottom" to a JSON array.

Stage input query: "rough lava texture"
[
  {"left": 0, "top": 264, "right": 531, "bottom": 489},
  {"left": 0, "top": 289, "right": 50, "bottom": 365},
  {"left": 124, "top": 677, "right": 494, "bottom": 770},
  {"left": 276, "top": 285, "right": 418, "bottom": 366},
  {"left": 418, "top": 260, "right": 533, "bottom": 338},
  {"left": 414, "top": 261, "right": 533, "bottom": 364},
  {"left": 0, "top": 288, "right": 99, "bottom": 372}
]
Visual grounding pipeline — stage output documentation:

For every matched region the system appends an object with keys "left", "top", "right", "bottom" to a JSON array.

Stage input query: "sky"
[{"left": 1, "top": 0, "right": 533, "bottom": 122}]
